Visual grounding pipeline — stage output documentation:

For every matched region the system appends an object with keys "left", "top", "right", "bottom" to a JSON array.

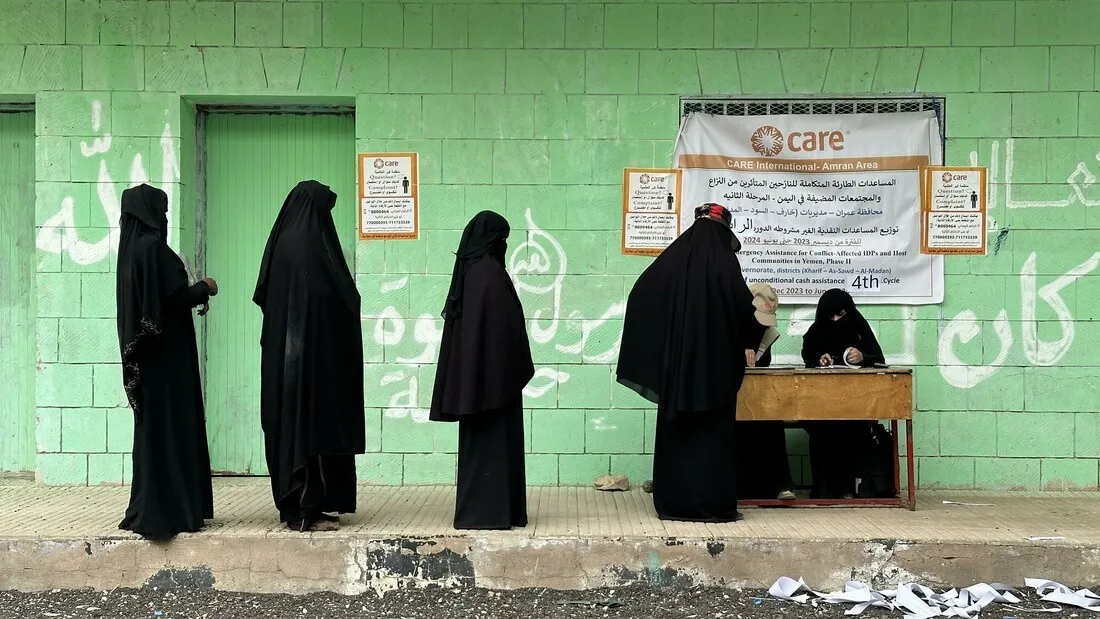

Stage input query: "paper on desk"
[{"left": 942, "top": 500, "right": 996, "bottom": 507}]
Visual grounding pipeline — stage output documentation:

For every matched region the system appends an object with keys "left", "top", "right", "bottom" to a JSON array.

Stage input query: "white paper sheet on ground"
[
  {"left": 769, "top": 577, "right": 1048, "bottom": 617},
  {"left": 1026, "top": 579, "right": 1100, "bottom": 611},
  {"left": 896, "top": 583, "right": 942, "bottom": 618},
  {"left": 1027, "top": 536, "right": 1066, "bottom": 541},
  {"left": 769, "top": 576, "right": 812, "bottom": 603},
  {"left": 942, "top": 500, "right": 996, "bottom": 507}
]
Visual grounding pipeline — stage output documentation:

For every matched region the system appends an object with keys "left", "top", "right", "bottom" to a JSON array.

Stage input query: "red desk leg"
[
  {"left": 906, "top": 418, "right": 916, "bottom": 511},
  {"left": 890, "top": 420, "right": 900, "bottom": 501}
]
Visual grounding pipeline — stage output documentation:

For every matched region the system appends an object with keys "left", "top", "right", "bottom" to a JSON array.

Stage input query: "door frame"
[
  {"left": 192, "top": 104, "right": 357, "bottom": 475},
  {"left": 0, "top": 103, "right": 36, "bottom": 478}
]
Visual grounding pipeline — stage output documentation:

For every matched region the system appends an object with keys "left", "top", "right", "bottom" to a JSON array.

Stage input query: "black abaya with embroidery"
[
  {"left": 800, "top": 289, "right": 886, "bottom": 498},
  {"left": 254, "top": 181, "right": 365, "bottom": 527},
  {"left": 616, "top": 217, "right": 758, "bottom": 522},
  {"left": 116, "top": 184, "right": 213, "bottom": 539},
  {"left": 430, "top": 211, "right": 534, "bottom": 530}
]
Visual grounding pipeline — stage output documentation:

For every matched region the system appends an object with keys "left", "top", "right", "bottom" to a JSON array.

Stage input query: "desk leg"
[{"left": 906, "top": 419, "right": 916, "bottom": 511}]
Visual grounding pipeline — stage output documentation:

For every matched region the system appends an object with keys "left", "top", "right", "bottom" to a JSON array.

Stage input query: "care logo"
[
  {"left": 941, "top": 172, "right": 954, "bottom": 184},
  {"left": 750, "top": 126, "right": 847, "bottom": 156},
  {"left": 750, "top": 125, "right": 784, "bottom": 157},
  {"left": 373, "top": 158, "right": 386, "bottom": 170},
  {"left": 638, "top": 173, "right": 652, "bottom": 185}
]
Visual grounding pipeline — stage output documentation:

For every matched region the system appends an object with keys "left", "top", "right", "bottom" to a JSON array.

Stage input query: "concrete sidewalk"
[{"left": 2, "top": 480, "right": 1098, "bottom": 594}]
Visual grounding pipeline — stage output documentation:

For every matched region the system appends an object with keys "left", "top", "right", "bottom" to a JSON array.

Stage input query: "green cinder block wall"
[{"left": 6, "top": 0, "right": 1100, "bottom": 489}]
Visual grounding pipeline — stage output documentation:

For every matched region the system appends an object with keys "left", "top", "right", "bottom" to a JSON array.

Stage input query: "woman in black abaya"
[
  {"left": 617, "top": 204, "right": 759, "bottom": 523},
  {"left": 254, "top": 180, "right": 365, "bottom": 532},
  {"left": 800, "top": 289, "right": 885, "bottom": 499},
  {"left": 736, "top": 283, "right": 797, "bottom": 501},
  {"left": 116, "top": 183, "right": 217, "bottom": 539},
  {"left": 430, "top": 211, "right": 533, "bottom": 530}
]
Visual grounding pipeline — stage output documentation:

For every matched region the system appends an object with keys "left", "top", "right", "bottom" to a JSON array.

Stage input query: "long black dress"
[
  {"left": 800, "top": 289, "right": 886, "bottom": 498},
  {"left": 430, "top": 211, "right": 534, "bottom": 530},
  {"left": 253, "top": 180, "right": 365, "bottom": 529},
  {"left": 116, "top": 184, "right": 213, "bottom": 539},
  {"left": 616, "top": 207, "right": 758, "bottom": 522}
]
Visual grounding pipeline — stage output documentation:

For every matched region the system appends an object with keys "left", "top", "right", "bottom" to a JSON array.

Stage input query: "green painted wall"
[
  {"left": 0, "top": 111, "right": 36, "bottom": 474},
  {"left": 11, "top": 0, "right": 1100, "bottom": 489}
]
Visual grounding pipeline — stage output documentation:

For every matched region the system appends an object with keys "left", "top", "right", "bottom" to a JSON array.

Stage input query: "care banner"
[{"left": 674, "top": 112, "right": 944, "bottom": 305}]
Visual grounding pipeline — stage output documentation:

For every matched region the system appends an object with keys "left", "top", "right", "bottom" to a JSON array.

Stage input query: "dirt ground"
[{"left": 0, "top": 585, "right": 1054, "bottom": 619}]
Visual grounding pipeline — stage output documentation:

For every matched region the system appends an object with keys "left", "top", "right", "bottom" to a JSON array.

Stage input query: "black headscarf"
[
  {"left": 254, "top": 180, "right": 358, "bottom": 313},
  {"left": 800, "top": 288, "right": 885, "bottom": 367},
  {"left": 616, "top": 205, "right": 758, "bottom": 418},
  {"left": 430, "top": 211, "right": 533, "bottom": 421},
  {"left": 116, "top": 184, "right": 176, "bottom": 417},
  {"left": 442, "top": 211, "right": 511, "bottom": 319}
]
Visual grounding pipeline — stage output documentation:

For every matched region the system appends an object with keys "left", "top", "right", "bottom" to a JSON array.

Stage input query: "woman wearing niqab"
[
  {"left": 800, "top": 288, "right": 885, "bottom": 499},
  {"left": 116, "top": 183, "right": 216, "bottom": 539},
  {"left": 616, "top": 204, "right": 762, "bottom": 522},
  {"left": 254, "top": 180, "right": 365, "bottom": 532},
  {"left": 430, "top": 211, "right": 534, "bottom": 530}
]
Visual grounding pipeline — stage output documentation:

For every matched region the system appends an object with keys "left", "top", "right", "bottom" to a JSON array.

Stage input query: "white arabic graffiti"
[
  {"left": 939, "top": 139, "right": 1100, "bottom": 388},
  {"left": 508, "top": 209, "right": 626, "bottom": 363},
  {"left": 939, "top": 251, "right": 1100, "bottom": 389},
  {"left": 508, "top": 209, "right": 567, "bottom": 345},
  {"left": 370, "top": 208, "right": 625, "bottom": 422},
  {"left": 36, "top": 102, "right": 179, "bottom": 264}
]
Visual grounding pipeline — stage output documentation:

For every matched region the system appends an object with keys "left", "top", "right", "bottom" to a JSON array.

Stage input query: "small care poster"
[
  {"left": 358, "top": 152, "right": 419, "bottom": 240},
  {"left": 920, "top": 166, "right": 987, "bottom": 255},
  {"left": 621, "top": 168, "right": 683, "bottom": 256}
]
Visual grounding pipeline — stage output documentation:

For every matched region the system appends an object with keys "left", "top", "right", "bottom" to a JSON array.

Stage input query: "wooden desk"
[{"left": 736, "top": 368, "right": 915, "bottom": 510}]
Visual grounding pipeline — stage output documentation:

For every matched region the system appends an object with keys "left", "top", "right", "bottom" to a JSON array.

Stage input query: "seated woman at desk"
[
  {"left": 736, "top": 283, "right": 797, "bottom": 501},
  {"left": 800, "top": 289, "right": 885, "bottom": 499}
]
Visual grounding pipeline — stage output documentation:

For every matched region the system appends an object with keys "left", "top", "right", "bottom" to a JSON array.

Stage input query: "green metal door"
[
  {"left": 203, "top": 112, "right": 356, "bottom": 475},
  {"left": 0, "top": 111, "right": 36, "bottom": 474}
]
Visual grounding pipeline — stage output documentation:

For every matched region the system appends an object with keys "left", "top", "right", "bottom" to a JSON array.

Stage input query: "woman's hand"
[
  {"left": 203, "top": 277, "right": 219, "bottom": 296},
  {"left": 818, "top": 353, "right": 833, "bottom": 367},
  {"left": 846, "top": 348, "right": 864, "bottom": 364},
  {"left": 745, "top": 349, "right": 756, "bottom": 368},
  {"left": 197, "top": 302, "right": 209, "bottom": 317}
]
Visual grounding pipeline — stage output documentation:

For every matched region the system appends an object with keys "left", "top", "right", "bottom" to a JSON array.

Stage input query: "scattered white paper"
[
  {"left": 768, "top": 576, "right": 812, "bottom": 603},
  {"left": 942, "top": 500, "right": 996, "bottom": 507},
  {"left": 1026, "top": 579, "right": 1100, "bottom": 612},
  {"left": 767, "top": 578, "right": 1073, "bottom": 617},
  {"left": 1028, "top": 536, "right": 1066, "bottom": 541}
]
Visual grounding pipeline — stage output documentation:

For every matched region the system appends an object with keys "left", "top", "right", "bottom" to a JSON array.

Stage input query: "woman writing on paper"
[{"left": 800, "top": 288, "right": 885, "bottom": 499}]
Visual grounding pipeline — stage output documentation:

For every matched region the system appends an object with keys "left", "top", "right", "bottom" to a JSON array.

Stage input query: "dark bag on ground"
[{"left": 856, "top": 423, "right": 897, "bottom": 499}]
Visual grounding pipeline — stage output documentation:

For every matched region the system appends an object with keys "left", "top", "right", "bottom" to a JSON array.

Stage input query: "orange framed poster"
[
  {"left": 920, "top": 165, "right": 987, "bottom": 255},
  {"left": 357, "top": 152, "right": 419, "bottom": 240},
  {"left": 621, "top": 168, "right": 682, "bottom": 256}
]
